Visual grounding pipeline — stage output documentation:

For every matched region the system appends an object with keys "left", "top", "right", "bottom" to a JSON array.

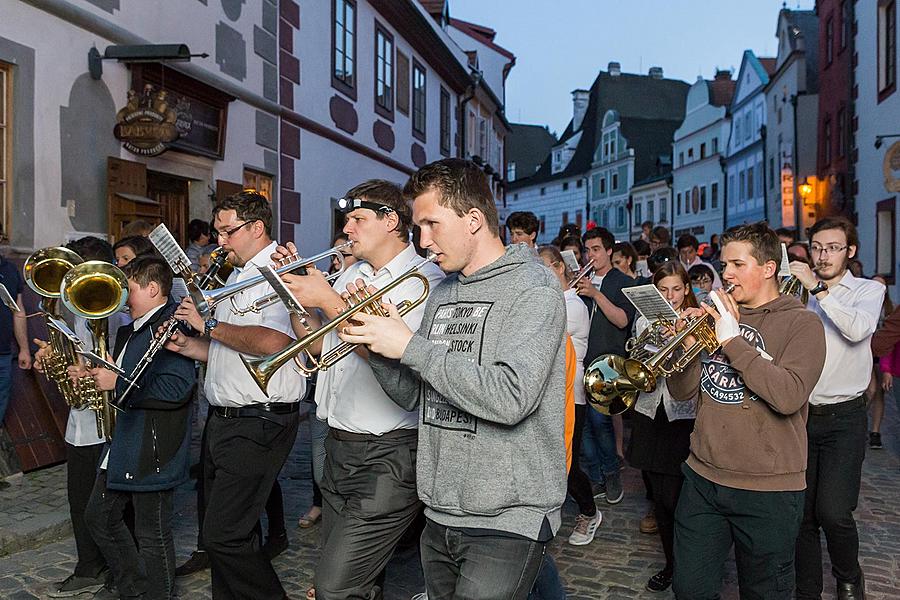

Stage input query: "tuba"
[
  {"left": 62, "top": 261, "right": 129, "bottom": 440},
  {"left": 23, "top": 247, "right": 85, "bottom": 406}
]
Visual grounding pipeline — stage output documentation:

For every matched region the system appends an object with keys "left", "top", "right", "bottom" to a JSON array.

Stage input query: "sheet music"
[
  {"left": 149, "top": 224, "right": 192, "bottom": 276},
  {"left": 170, "top": 277, "right": 189, "bottom": 302},
  {"left": 622, "top": 284, "right": 680, "bottom": 323},
  {"left": 0, "top": 284, "right": 19, "bottom": 312},
  {"left": 47, "top": 316, "right": 82, "bottom": 345},
  {"left": 560, "top": 250, "right": 580, "bottom": 274},
  {"left": 257, "top": 265, "right": 309, "bottom": 317}
]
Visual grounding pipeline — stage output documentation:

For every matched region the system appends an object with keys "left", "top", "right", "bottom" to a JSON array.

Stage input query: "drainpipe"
[
  {"left": 790, "top": 92, "right": 806, "bottom": 235},
  {"left": 760, "top": 124, "right": 768, "bottom": 224},
  {"left": 719, "top": 155, "right": 728, "bottom": 232}
]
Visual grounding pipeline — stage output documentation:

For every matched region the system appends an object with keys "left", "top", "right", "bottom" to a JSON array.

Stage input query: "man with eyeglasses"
[
  {"left": 789, "top": 216, "right": 884, "bottom": 600},
  {"left": 273, "top": 180, "right": 444, "bottom": 600},
  {"left": 165, "top": 191, "right": 305, "bottom": 600}
]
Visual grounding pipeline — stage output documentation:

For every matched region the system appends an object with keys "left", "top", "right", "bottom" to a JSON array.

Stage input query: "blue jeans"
[
  {"left": 529, "top": 554, "right": 567, "bottom": 600},
  {"left": 580, "top": 408, "right": 619, "bottom": 482},
  {"left": 0, "top": 354, "right": 11, "bottom": 424}
]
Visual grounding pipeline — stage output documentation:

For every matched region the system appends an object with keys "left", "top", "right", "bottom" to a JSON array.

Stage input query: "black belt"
[
  {"left": 808, "top": 395, "right": 867, "bottom": 417},
  {"left": 213, "top": 402, "right": 300, "bottom": 419},
  {"left": 329, "top": 427, "right": 417, "bottom": 442}
]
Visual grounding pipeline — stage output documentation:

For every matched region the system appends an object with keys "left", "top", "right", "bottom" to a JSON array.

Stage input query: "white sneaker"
[{"left": 568, "top": 510, "right": 602, "bottom": 545}]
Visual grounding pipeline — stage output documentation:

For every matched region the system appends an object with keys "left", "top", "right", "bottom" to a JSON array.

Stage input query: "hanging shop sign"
[
  {"left": 883, "top": 141, "right": 900, "bottom": 193},
  {"left": 114, "top": 85, "right": 181, "bottom": 156}
]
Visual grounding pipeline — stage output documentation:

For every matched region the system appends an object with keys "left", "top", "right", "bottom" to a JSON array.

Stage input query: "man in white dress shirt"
[
  {"left": 276, "top": 180, "right": 443, "bottom": 599},
  {"left": 790, "top": 216, "right": 884, "bottom": 600},
  {"left": 167, "top": 191, "right": 305, "bottom": 600}
]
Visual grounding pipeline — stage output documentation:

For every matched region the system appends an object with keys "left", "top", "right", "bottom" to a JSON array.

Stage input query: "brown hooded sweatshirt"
[{"left": 667, "top": 295, "right": 826, "bottom": 491}]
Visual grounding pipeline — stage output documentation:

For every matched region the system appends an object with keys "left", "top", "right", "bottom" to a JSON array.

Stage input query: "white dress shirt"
[
  {"left": 808, "top": 271, "right": 885, "bottom": 405},
  {"left": 563, "top": 288, "right": 590, "bottom": 405},
  {"left": 315, "top": 244, "right": 445, "bottom": 434},
  {"left": 683, "top": 256, "right": 722, "bottom": 290},
  {"left": 205, "top": 242, "right": 306, "bottom": 407},
  {"left": 65, "top": 310, "right": 130, "bottom": 447}
]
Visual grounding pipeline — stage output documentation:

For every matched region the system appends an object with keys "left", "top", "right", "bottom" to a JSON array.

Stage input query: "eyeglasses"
[
  {"left": 218, "top": 220, "right": 256, "bottom": 239},
  {"left": 809, "top": 244, "right": 848, "bottom": 256}
]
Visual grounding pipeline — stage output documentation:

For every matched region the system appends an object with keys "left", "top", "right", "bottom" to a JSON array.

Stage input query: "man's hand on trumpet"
[
  {"left": 275, "top": 241, "right": 347, "bottom": 312},
  {"left": 337, "top": 279, "right": 414, "bottom": 360}
]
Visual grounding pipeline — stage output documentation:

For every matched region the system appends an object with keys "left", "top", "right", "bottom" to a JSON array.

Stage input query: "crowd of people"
[{"left": 0, "top": 158, "right": 896, "bottom": 600}]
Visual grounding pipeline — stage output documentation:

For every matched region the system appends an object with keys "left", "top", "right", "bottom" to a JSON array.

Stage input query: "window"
[
  {"left": 412, "top": 60, "right": 426, "bottom": 141},
  {"left": 540, "top": 187, "right": 546, "bottom": 196},
  {"left": 747, "top": 166, "right": 754, "bottom": 198},
  {"left": 712, "top": 137, "right": 718, "bottom": 154},
  {"left": 841, "top": 1, "right": 851, "bottom": 50},
  {"left": 660, "top": 197, "right": 666, "bottom": 222},
  {"left": 876, "top": 198, "right": 896, "bottom": 280},
  {"left": 826, "top": 16, "right": 834, "bottom": 65},
  {"left": 0, "top": 62, "right": 9, "bottom": 242},
  {"left": 243, "top": 169, "right": 274, "bottom": 201},
  {"left": 507, "top": 162, "right": 516, "bottom": 182},
  {"left": 576, "top": 210, "right": 583, "bottom": 230},
  {"left": 678, "top": 152, "right": 684, "bottom": 167},
  {"left": 729, "top": 175, "right": 736, "bottom": 206},
  {"left": 439, "top": 87, "right": 451, "bottom": 156},
  {"left": 612, "top": 172, "right": 619, "bottom": 191},
  {"left": 647, "top": 200, "right": 655, "bottom": 223},
  {"left": 824, "top": 115, "right": 832, "bottom": 166},
  {"left": 634, "top": 203, "right": 642, "bottom": 224},
  {"left": 684, "top": 189, "right": 690, "bottom": 213},
  {"left": 688, "top": 147, "right": 694, "bottom": 161},
  {"left": 599, "top": 177, "right": 606, "bottom": 194},
  {"left": 676, "top": 192, "right": 682, "bottom": 215},
  {"left": 396, "top": 51, "right": 410, "bottom": 115},
  {"left": 513, "top": 192, "right": 518, "bottom": 200},
  {"left": 563, "top": 182, "right": 569, "bottom": 191},
  {"left": 700, "top": 143, "right": 706, "bottom": 159},
  {"left": 770, "top": 157, "right": 775, "bottom": 189},
  {"left": 562, "top": 211, "right": 569, "bottom": 225},
  {"left": 711, "top": 182, "right": 719, "bottom": 209},
  {"left": 374, "top": 22, "right": 393, "bottom": 118},
  {"left": 837, "top": 108, "right": 847, "bottom": 157},
  {"left": 540, "top": 215, "right": 546, "bottom": 234},
  {"left": 617, "top": 206, "right": 625, "bottom": 228},
  {"left": 777, "top": 107, "right": 783, "bottom": 124},
  {"left": 744, "top": 113, "right": 751, "bottom": 141},
  {"left": 739, "top": 171, "right": 746, "bottom": 201},
  {"left": 332, "top": 0, "right": 356, "bottom": 98},
  {"left": 879, "top": 1, "right": 897, "bottom": 98},
  {"left": 700, "top": 186, "right": 707, "bottom": 211},
  {"left": 576, "top": 179, "right": 583, "bottom": 188}
]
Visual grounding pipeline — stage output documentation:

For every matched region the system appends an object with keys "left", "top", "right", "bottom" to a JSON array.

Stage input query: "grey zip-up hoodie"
[{"left": 370, "top": 243, "right": 568, "bottom": 539}]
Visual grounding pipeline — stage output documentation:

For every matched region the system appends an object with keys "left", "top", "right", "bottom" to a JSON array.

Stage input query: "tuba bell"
[{"left": 62, "top": 261, "right": 129, "bottom": 440}]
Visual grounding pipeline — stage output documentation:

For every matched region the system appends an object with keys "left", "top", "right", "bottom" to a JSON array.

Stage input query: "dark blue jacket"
[
  {"left": 583, "top": 267, "right": 637, "bottom": 367},
  {"left": 106, "top": 300, "right": 195, "bottom": 492}
]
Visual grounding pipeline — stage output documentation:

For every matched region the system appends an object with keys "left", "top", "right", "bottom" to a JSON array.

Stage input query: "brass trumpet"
[
  {"left": 583, "top": 285, "right": 734, "bottom": 415},
  {"left": 242, "top": 254, "right": 437, "bottom": 395},
  {"left": 779, "top": 275, "right": 809, "bottom": 305},
  {"left": 568, "top": 260, "right": 594, "bottom": 289},
  {"left": 62, "top": 261, "right": 129, "bottom": 440},
  {"left": 191, "top": 241, "right": 354, "bottom": 318},
  {"left": 23, "top": 247, "right": 85, "bottom": 406}
]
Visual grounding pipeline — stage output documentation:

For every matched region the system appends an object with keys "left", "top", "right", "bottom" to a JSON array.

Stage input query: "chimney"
[
  {"left": 649, "top": 66, "right": 664, "bottom": 79},
  {"left": 714, "top": 69, "right": 732, "bottom": 81},
  {"left": 608, "top": 61, "right": 621, "bottom": 77},
  {"left": 571, "top": 89, "right": 590, "bottom": 131}
]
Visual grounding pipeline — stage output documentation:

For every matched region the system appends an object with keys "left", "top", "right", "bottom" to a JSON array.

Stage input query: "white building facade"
[
  {"left": 630, "top": 175, "right": 672, "bottom": 240},
  {"left": 671, "top": 72, "right": 733, "bottom": 241}
]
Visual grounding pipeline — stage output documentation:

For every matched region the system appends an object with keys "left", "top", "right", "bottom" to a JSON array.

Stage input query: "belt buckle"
[{"left": 222, "top": 406, "right": 237, "bottom": 418}]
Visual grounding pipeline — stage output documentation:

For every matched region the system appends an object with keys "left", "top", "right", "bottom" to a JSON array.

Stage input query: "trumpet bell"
[
  {"left": 62, "top": 261, "right": 129, "bottom": 319},
  {"left": 23, "top": 247, "right": 84, "bottom": 298},
  {"left": 583, "top": 354, "right": 656, "bottom": 416}
]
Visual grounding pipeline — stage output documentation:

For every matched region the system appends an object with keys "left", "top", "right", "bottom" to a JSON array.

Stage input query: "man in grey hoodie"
[{"left": 340, "top": 158, "right": 568, "bottom": 600}]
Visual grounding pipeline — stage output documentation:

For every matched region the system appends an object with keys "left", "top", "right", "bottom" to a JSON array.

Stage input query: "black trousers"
[
  {"left": 795, "top": 399, "right": 867, "bottom": 599},
  {"left": 203, "top": 411, "right": 299, "bottom": 600},
  {"left": 645, "top": 470, "right": 683, "bottom": 576},
  {"left": 567, "top": 404, "right": 595, "bottom": 516},
  {"left": 673, "top": 465, "right": 804, "bottom": 600},
  {"left": 66, "top": 443, "right": 107, "bottom": 578},
  {"left": 84, "top": 471, "right": 176, "bottom": 600},
  {"left": 316, "top": 428, "right": 421, "bottom": 600}
]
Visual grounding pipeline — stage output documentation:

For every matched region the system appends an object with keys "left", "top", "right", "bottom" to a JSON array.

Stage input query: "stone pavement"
[{"left": 1, "top": 396, "right": 899, "bottom": 599}]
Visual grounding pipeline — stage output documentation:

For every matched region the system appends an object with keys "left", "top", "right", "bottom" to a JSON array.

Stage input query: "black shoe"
[
  {"left": 92, "top": 582, "right": 119, "bottom": 600},
  {"left": 836, "top": 573, "right": 866, "bottom": 600},
  {"left": 0, "top": 480, "right": 9, "bottom": 490},
  {"left": 646, "top": 571, "right": 672, "bottom": 593},
  {"left": 263, "top": 532, "right": 289, "bottom": 560},
  {"left": 48, "top": 572, "right": 107, "bottom": 597},
  {"left": 175, "top": 550, "right": 210, "bottom": 577},
  {"left": 869, "top": 432, "right": 883, "bottom": 449}
]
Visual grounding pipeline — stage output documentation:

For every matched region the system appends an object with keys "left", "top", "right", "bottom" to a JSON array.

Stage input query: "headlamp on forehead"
[{"left": 338, "top": 197, "right": 395, "bottom": 214}]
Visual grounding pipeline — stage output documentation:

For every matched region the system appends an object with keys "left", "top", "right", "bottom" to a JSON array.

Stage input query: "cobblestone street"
[{"left": 1, "top": 398, "right": 899, "bottom": 600}]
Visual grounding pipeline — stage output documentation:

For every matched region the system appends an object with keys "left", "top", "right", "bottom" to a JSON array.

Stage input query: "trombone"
[
  {"left": 191, "top": 241, "right": 354, "bottom": 318},
  {"left": 241, "top": 254, "right": 437, "bottom": 395}
]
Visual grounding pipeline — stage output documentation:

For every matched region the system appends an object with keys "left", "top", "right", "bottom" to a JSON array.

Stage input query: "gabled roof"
[
  {"left": 507, "top": 124, "right": 557, "bottom": 180},
  {"left": 449, "top": 17, "right": 516, "bottom": 61},
  {"left": 510, "top": 69, "right": 688, "bottom": 189},
  {"left": 759, "top": 58, "right": 777, "bottom": 76},
  {"left": 778, "top": 9, "right": 820, "bottom": 92}
]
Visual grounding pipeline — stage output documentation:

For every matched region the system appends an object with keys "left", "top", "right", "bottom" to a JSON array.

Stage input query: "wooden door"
[
  {"left": 107, "top": 157, "right": 158, "bottom": 243},
  {"left": 215, "top": 179, "right": 243, "bottom": 204},
  {"left": 147, "top": 171, "right": 190, "bottom": 246}
]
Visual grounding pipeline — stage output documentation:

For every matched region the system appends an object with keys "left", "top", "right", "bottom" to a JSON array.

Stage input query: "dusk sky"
[{"left": 449, "top": 0, "right": 817, "bottom": 135}]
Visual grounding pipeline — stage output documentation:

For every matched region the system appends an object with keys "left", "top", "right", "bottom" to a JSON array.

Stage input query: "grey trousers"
[{"left": 315, "top": 428, "right": 421, "bottom": 600}]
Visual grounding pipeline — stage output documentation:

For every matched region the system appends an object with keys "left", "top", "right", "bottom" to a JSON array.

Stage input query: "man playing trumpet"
[{"left": 667, "top": 222, "right": 826, "bottom": 600}]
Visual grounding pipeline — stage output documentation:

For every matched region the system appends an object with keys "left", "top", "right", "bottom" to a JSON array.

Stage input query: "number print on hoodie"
[
  {"left": 422, "top": 301, "right": 493, "bottom": 434},
  {"left": 700, "top": 323, "right": 766, "bottom": 405}
]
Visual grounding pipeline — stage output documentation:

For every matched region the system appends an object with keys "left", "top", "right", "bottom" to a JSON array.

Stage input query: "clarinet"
[{"left": 118, "top": 250, "right": 229, "bottom": 405}]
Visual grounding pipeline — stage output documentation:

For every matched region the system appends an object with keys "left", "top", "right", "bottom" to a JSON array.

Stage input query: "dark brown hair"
[
  {"left": 123, "top": 255, "right": 173, "bottom": 297},
  {"left": 583, "top": 227, "right": 615, "bottom": 251},
  {"left": 652, "top": 262, "right": 698, "bottom": 309},
  {"left": 403, "top": 158, "right": 499, "bottom": 235},
  {"left": 113, "top": 235, "right": 157, "bottom": 258},
  {"left": 613, "top": 242, "right": 638, "bottom": 272},
  {"left": 720, "top": 221, "right": 780, "bottom": 266},
  {"left": 807, "top": 216, "right": 859, "bottom": 250},
  {"left": 214, "top": 190, "right": 273, "bottom": 236},
  {"left": 506, "top": 211, "right": 540, "bottom": 235},
  {"left": 344, "top": 179, "right": 411, "bottom": 240}
]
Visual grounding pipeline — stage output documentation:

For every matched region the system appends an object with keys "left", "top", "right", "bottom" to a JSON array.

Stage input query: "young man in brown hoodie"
[{"left": 667, "top": 222, "right": 826, "bottom": 600}]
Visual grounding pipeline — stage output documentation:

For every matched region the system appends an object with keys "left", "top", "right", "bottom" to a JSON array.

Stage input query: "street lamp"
[{"left": 798, "top": 181, "right": 813, "bottom": 201}]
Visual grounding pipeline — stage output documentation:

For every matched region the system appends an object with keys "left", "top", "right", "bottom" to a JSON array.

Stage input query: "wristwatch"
[
  {"left": 204, "top": 318, "right": 219, "bottom": 337},
  {"left": 809, "top": 281, "right": 828, "bottom": 296}
]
